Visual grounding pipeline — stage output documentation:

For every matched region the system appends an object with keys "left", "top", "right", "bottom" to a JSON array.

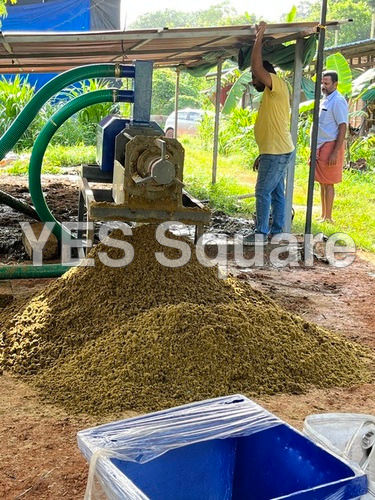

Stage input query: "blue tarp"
[
  {"left": 2, "top": 0, "right": 90, "bottom": 31},
  {"left": 2, "top": 0, "right": 90, "bottom": 88},
  {"left": 1, "top": 0, "right": 120, "bottom": 88}
]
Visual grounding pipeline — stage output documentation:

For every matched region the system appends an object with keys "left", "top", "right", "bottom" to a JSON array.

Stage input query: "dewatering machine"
[{"left": 78, "top": 60, "right": 210, "bottom": 244}]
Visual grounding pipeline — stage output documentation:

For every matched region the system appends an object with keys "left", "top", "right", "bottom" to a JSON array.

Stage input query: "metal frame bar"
[
  {"left": 0, "top": 45, "right": 242, "bottom": 60},
  {"left": 284, "top": 37, "right": 304, "bottom": 233},
  {"left": 89, "top": 205, "right": 211, "bottom": 224},
  {"left": 305, "top": 0, "right": 328, "bottom": 236},
  {"left": 133, "top": 60, "right": 153, "bottom": 123},
  {"left": 0, "top": 22, "right": 343, "bottom": 43},
  {"left": 212, "top": 59, "right": 222, "bottom": 185}
]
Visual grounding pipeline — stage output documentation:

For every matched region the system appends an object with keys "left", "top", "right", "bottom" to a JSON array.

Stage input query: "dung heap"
[{"left": 1, "top": 225, "right": 373, "bottom": 415}]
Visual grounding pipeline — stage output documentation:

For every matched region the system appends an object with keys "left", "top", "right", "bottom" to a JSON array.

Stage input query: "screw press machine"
[{"left": 78, "top": 61, "right": 210, "bottom": 244}]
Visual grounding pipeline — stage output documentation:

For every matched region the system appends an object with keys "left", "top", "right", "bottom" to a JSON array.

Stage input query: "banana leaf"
[
  {"left": 299, "top": 99, "right": 314, "bottom": 113},
  {"left": 286, "top": 5, "right": 297, "bottom": 23},
  {"left": 301, "top": 77, "right": 315, "bottom": 100},
  {"left": 361, "top": 84, "right": 375, "bottom": 103},
  {"left": 222, "top": 71, "right": 253, "bottom": 114},
  {"left": 352, "top": 68, "right": 375, "bottom": 96},
  {"left": 325, "top": 53, "right": 352, "bottom": 97}
]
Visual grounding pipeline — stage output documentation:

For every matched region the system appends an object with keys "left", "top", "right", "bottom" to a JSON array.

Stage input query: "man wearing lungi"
[{"left": 315, "top": 70, "right": 348, "bottom": 223}]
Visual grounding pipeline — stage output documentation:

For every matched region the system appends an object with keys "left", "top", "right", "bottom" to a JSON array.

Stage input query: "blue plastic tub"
[{"left": 78, "top": 395, "right": 368, "bottom": 499}]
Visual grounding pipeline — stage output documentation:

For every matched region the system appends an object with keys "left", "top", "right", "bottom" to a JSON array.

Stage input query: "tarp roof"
[{"left": 0, "top": 21, "right": 343, "bottom": 74}]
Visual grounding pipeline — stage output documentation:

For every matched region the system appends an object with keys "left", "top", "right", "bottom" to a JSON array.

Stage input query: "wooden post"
[
  {"left": 174, "top": 68, "right": 180, "bottom": 138},
  {"left": 284, "top": 37, "right": 304, "bottom": 233}
]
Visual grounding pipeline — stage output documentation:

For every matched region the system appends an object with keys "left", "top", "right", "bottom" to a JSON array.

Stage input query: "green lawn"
[
  {"left": 1, "top": 138, "right": 374, "bottom": 253},
  {"left": 182, "top": 137, "right": 375, "bottom": 253}
]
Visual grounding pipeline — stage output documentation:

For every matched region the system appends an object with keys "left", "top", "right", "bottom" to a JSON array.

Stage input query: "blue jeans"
[{"left": 255, "top": 151, "right": 294, "bottom": 235}]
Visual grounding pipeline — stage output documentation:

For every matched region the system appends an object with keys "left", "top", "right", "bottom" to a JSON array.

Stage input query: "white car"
[{"left": 164, "top": 108, "right": 206, "bottom": 138}]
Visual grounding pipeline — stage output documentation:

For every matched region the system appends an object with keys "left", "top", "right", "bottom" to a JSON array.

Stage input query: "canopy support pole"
[
  {"left": 305, "top": 0, "right": 327, "bottom": 237},
  {"left": 174, "top": 68, "right": 180, "bottom": 138},
  {"left": 284, "top": 37, "right": 304, "bottom": 233},
  {"left": 212, "top": 58, "right": 222, "bottom": 185}
]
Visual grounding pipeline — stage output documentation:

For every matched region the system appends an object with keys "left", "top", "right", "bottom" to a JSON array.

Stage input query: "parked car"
[{"left": 164, "top": 108, "right": 206, "bottom": 138}]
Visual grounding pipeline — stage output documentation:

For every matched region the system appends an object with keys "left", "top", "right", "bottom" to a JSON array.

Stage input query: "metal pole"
[
  {"left": 174, "top": 68, "right": 180, "bottom": 139},
  {"left": 284, "top": 37, "right": 304, "bottom": 233},
  {"left": 212, "top": 58, "right": 222, "bottom": 185},
  {"left": 305, "top": 0, "right": 328, "bottom": 235}
]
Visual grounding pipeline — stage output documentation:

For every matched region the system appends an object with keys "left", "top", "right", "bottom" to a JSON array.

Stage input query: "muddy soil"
[
  {"left": 0, "top": 176, "right": 79, "bottom": 262},
  {"left": 0, "top": 174, "right": 374, "bottom": 499}
]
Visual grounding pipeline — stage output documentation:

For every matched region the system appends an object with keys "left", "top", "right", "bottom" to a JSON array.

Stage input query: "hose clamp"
[
  {"left": 112, "top": 89, "right": 118, "bottom": 103},
  {"left": 114, "top": 64, "right": 121, "bottom": 78}
]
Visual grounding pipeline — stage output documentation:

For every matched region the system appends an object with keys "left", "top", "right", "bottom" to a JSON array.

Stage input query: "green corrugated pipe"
[
  {"left": 0, "top": 63, "right": 134, "bottom": 160},
  {"left": 29, "top": 88, "right": 133, "bottom": 241},
  {"left": 0, "top": 264, "right": 72, "bottom": 280}
]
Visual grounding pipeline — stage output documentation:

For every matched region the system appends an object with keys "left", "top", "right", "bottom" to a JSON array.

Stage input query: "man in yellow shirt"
[{"left": 244, "top": 22, "right": 295, "bottom": 244}]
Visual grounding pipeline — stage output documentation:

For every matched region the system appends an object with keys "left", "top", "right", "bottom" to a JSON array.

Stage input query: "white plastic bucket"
[{"left": 304, "top": 413, "right": 375, "bottom": 498}]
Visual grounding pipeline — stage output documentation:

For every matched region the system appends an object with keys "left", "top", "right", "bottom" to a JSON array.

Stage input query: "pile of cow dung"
[{"left": 1, "top": 224, "right": 373, "bottom": 415}]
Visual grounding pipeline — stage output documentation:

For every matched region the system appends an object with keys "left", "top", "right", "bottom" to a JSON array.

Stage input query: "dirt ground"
[{"left": 0, "top": 175, "right": 374, "bottom": 499}]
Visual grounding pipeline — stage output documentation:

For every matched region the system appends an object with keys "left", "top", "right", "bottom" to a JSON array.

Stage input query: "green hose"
[
  {"left": 29, "top": 89, "right": 133, "bottom": 241},
  {"left": 0, "top": 63, "right": 134, "bottom": 160},
  {"left": 0, "top": 264, "right": 72, "bottom": 280}
]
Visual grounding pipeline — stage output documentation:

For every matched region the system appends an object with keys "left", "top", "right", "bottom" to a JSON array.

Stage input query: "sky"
[{"left": 122, "top": 0, "right": 300, "bottom": 28}]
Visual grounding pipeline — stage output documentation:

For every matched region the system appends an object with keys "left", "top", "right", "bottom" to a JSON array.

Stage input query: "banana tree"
[
  {"left": 299, "top": 52, "right": 353, "bottom": 112},
  {"left": 221, "top": 69, "right": 261, "bottom": 114}
]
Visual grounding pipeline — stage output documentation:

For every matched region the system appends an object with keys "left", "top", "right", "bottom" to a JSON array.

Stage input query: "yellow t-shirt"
[{"left": 254, "top": 73, "right": 294, "bottom": 155}]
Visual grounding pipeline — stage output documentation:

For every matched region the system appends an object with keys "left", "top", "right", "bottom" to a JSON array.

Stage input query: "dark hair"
[
  {"left": 322, "top": 70, "right": 338, "bottom": 83},
  {"left": 263, "top": 60, "right": 276, "bottom": 74}
]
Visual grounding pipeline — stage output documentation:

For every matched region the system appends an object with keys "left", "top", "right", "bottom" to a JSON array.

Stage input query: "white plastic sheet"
[{"left": 77, "top": 395, "right": 281, "bottom": 499}]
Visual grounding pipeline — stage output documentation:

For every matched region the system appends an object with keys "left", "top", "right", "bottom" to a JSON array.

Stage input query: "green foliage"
[
  {"left": 129, "top": 2, "right": 255, "bottom": 29},
  {"left": 297, "top": 0, "right": 372, "bottom": 45},
  {"left": 349, "top": 136, "right": 375, "bottom": 168},
  {"left": 301, "top": 77, "right": 316, "bottom": 100},
  {"left": 60, "top": 79, "right": 120, "bottom": 144},
  {"left": 286, "top": 5, "right": 297, "bottom": 23},
  {"left": 183, "top": 137, "right": 375, "bottom": 252},
  {"left": 1, "top": 144, "right": 96, "bottom": 175},
  {"left": 325, "top": 53, "right": 352, "bottom": 97},
  {"left": 299, "top": 99, "right": 315, "bottom": 113},
  {"left": 198, "top": 107, "right": 258, "bottom": 165},
  {"left": 219, "top": 108, "right": 258, "bottom": 162},
  {"left": 222, "top": 71, "right": 253, "bottom": 114},
  {"left": 353, "top": 69, "right": 375, "bottom": 104},
  {"left": 0, "top": 75, "right": 46, "bottom": 151},
  {"left": 0, "top": 0, "right": 16, "bottom": 25},
  {"left": 151, "top": 68, "right": 211, "bottom": 115},
  {"left": 182, "top": 136, "right": 255, "bottom": 214}
]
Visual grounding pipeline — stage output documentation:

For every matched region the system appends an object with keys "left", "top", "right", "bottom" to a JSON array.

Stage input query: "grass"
[
  {"left": 2, "top": 136, "right": 374, "bottom": 253},
  {"left": 0, "top": 144, "right": 96, "bottom": 175},
  {"left": 181, "top": 137, "right": 375, "bottom": 253}
]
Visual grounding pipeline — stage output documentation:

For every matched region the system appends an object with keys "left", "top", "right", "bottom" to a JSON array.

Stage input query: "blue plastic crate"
[{"left": 78, "top": 395, "right": 368, "bottom": 499}]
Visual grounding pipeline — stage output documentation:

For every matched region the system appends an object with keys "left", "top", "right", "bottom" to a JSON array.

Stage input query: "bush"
[
  {"left": 0, "top": 76, "right": 46, "bottom": 151},
  {"left": 198, "top": 107, "right": 258, "bottom": 167}
]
